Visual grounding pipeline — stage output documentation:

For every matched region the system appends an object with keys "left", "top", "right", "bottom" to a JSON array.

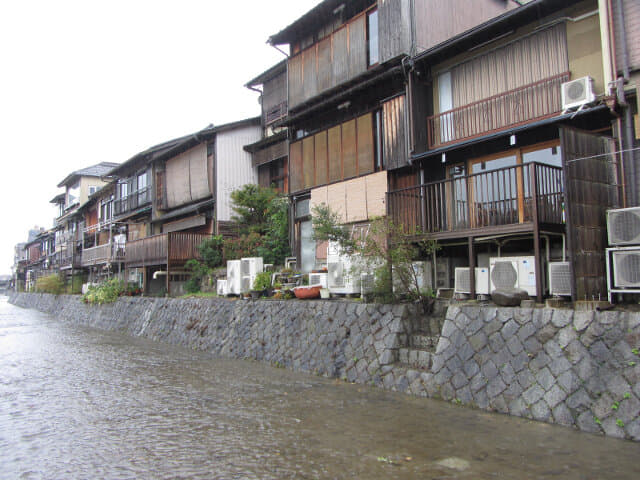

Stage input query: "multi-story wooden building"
[{"left": 110, "top": 118, "right": 260, "bottom": 295}]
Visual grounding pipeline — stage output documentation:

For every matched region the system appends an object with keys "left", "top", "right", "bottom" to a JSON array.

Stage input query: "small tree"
[
  {"left": 185, "top": 235, "right": 225, "bottom": 293},
  {"left": 230, "top": 184, "right": 278, "bottom": 235},
  {"left": 311, "top": 204, "right": 439, "bottom": 313}
]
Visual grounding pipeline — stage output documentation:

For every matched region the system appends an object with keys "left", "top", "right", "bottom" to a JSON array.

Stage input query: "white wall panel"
[{"left": 216, "top": 125, "right": 261, "bottom": 222}]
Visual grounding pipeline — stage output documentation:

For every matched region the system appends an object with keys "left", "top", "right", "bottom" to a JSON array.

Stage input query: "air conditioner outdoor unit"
[
  {"left": 454, "top": 267, "right": 490, "bottom": 295},
  {"left": 549, "top": 262, "right": 572, "bottom": 296},
  {"left": 226, "top": 259, "right": 242, "bottom": 295},
  {"left": 241, "top": 275, "right": 254, "bottom": 293},
  {"left": 489, "top": 256, "right": 536, "bottom": 296},
  {"left": 241, "top": 257, "right": 264, "bottom": 277},
  {"left": 561, "top": 76, "right": 595, "bottom": 110},
  {"left": 309, "top": 272, "right": 328, "bottom": 288},
  {"left": 607, "top": 207, "right": 640, "bottom": 246},
  {"left": 217, "top": 279, "right": 228, "bottom": 296},
  {"left": 612, "top": 250, "right": 640, "bottom": 287},
  {"left": 328, "top": 255, "right": 361, "bottom": 294},
  {"left": 393, "top": 261, "right": 433, "bottom": 294},
  {"left": 360, "top": 272, "right": 376, "bottom": 296}
]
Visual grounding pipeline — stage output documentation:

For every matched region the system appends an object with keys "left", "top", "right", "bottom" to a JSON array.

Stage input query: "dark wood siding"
[
  {"left": 315, "top": 131, "right": 328, "bottom": 186},
  {"left": 328, "top": 125, "right": 342, "bottom": 183},
  {"left": 612, "top": 0, "right": 640, "bottom": 72},
  {"left": 378, "top": 0, "right": 411, "bottom": 63},
  {"left": 251, "top": 140, "right": 288, "bottom": 167},
  {"left": 383, "top": 95, "right": 408, "bottom": 170},
  {"left": 342, "top": 119, "right": 358, "bottom": 179},
  {"left": 561, "top": 127, "right": 619, "bottom": 302},
  {"left": 290, "top": 141, "right": 303, "bottom": 193},
  {"left": 303, "top": 136, "right": 315, "bottom": 189},
  {"left": 357, "top": 113, "right": 375, "bottom": 175}
]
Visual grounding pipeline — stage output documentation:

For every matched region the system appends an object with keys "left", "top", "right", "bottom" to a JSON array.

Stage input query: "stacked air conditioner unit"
[
  {"left": 240, "top": 257, "right": 264, "bottom": 293},
  {"left": 607, "top": 207, "right": 640, "bottom": 292},
  {"left": 454, "top": 267, "right": 490, "bottom": 295},
  {"left": 216, "top": 279, "right": 228, "bottom": 296},
  {"left": 561, "top": 76, "right": 595, "bottom": 111},
  {"left": 327, "top": 241, "right": 362, "bottom": 295},
  {"left": 489, "top": 256, "right": 536, "bottom": 296},
  {"left": 548, "top": 262, "right": 572, "bottom": 297},
  {"left": 309, "top": 272, "right": 328, "bottom": 288},
  {"left": 392, "top": 261, "right": 433, "bottom": 295},
  {"left": 226, "top": 259, "right": 242, "bottom": 295}
]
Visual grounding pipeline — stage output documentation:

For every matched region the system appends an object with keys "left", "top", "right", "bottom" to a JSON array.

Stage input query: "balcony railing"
[
  {"left": 114, "top": 187, "right": 152, "bottom": 216},
  {"left": 81, "top": 242, "right": 126, "bottom": 267},
  {"left": 427, "top": 72, "right": 570, "bottom": 149},
  {"left": 387, "top": 162, "right": 564, "bottom": 236},
  {"left": 264, "top": 101, "right": 287, "bottom": 125},
  {"left": 124, "top": 232, "right": 211, "bottom": 267}
]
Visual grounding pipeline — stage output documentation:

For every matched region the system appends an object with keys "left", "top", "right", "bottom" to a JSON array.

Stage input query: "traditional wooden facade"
[{"left": 385, "top": 0, "right": 620, "bottom": 301}]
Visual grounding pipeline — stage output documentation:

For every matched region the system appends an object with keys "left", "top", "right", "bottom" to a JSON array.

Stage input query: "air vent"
[
  {"left": 549, "top": 262, "right": 571, "bottom": 296},
  {"left": 612, "top": 251, "right": 640, "bottom": 287},
  {"left": 608, "top": 207, "right": 640, "bottom": 246},
  {"left": 561, "top": 77, "right": 595, "bottom": 110}
]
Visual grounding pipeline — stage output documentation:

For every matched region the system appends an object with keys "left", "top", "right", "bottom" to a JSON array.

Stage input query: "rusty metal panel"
[
  {"left": 289, "top": 140, "right": 303, "bottom": 193},
  {"left": 328, "top": 125, "right": 342, "bottom": 183},
  {"left": 302, "top": 47, "right": 317, "bottom": 104},
  {"left": 382, "top": 95, "right": 408, "bottom": 170},
  {"left": 332, "top": 26, "right": 349, "bottom": 87},
  {"left": 561, "top": 127, "right": 618, "bottom": 302},
  {"left": 342, "top": 119, "right": 357, "bottom": 179},
  {"left": 357, "top": 113, "right": 374, "bottom": 176},
  {"left": 314, "top": 131, "right": 328, "bottom": 186},
  {"left": 348, "top": 14, "right": 367, "bottom": 80},
  {"left": 288, "top": 54, "right": 303, "bottom": 108},
  {"left": 302, "top": 136, "right": 315, "bottom": 189},
  {"left": 317, "top": 37, "right": 332, "bottom": 93}
]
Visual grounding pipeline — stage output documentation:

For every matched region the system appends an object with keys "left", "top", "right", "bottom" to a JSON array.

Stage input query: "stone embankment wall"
[{"left": 9, "top": 293, "right": 640, "bottom": 441}]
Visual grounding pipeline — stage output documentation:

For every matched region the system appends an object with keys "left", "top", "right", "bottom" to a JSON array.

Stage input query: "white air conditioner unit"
[
  {"left": 607, "top": 207, "right": 640, "bottom": 246},
  {"left": 226, "top": 260, "right": 242, "bottom": 295},
  {"left": 612, "top": 250, "right": 640, "bottom": 287},
  {"left": 328, "top": 255, "right": 361, "bottom": 294},
  {"left": 217, "top": 279, "right": 228, "bottom": 296},
  {"left": 361, "top": 272, "right": 376, "bottom": 296},
  {"left": 309, "top": 272, "right": 328, "bottom": 288},
  {"left": 490, "top": 256, "right": 536, "bottom": 296},
  {"left": 241, "top": 257, "right": 264, "bottom": 277},
  {"left": 561, "top": 76, "right": 595, "bottom": 110},
  {"left": 241, "top": 275, "right": 254, "bottom": 293},
  {"left": 393, "top": 261, "right": 433, "bottom": 294},
  {"left": 549, "top": 262, "right": 572, "bottom": 296},
  {"left": 454, "top": 267, "right": 490, "bottom": 295}
]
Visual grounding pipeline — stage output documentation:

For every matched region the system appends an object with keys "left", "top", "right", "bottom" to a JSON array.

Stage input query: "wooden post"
[
  {"left": 531, "top": 163, "right": 543, "bottom": 302},
  {"left": 166, "top": 233, "right": 171, "bottom": 297}
]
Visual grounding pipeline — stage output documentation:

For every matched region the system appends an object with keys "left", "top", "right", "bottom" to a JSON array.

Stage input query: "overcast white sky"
[{"left": 0, "top": 0, "right": 321, "bottom": 275}]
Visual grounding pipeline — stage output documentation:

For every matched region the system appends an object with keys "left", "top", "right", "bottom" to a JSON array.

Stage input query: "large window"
[{"left": 67, "top": 183, "right": 80, "bottom": 208}]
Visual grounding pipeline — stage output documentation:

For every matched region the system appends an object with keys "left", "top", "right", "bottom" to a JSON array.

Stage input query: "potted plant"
[{"left": 252, "top": 271, "right": 272, "bottom": 298}]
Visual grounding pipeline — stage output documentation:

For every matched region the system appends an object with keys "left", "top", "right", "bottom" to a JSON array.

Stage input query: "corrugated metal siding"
[
  {"left": 613, "top": 0, "right": 640, "bottom": 72},
  {"left": 451, "top": 24, "right": 568, "bottom": 107},
  {"left": 414, "top": 0, "right": 517, "bottom": 54},
  {"left": 383, "top": 95, "right": 408, "bottom": 170},
  {"left": 561, "top": 127, "right": 618, "bottom": 302},
  {"left": 378, "top": 0, "right": 411, "bottom": 63},
  {"left": 215, "top": 125, "right": 260, "bottom": 222}
]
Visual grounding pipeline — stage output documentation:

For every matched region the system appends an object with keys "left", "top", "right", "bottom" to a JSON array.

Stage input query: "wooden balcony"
[
  {"left": 427, "top": 72, "right": 569, "bottom": 149},
  {"left": 124, "top": 232, "right": 211, "bottom": 267},
  {"left": 81, "top": 242, "right": 125, "bottom": 267},
  {"left": 387, "top": 162, "right": 564, "bottom": 239},
  {"left": 114, "top": 187, "right": 152, "bottom": 216}
]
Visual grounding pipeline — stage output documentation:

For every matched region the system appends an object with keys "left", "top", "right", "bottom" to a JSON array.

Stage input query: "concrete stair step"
[{"left": 398, "top": 347, "right": 433, "bottom": 370}]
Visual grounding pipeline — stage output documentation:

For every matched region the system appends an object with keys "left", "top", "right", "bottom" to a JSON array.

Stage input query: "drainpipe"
[{"left": 598, "top": 0, "right": 614, "bottom": 94}]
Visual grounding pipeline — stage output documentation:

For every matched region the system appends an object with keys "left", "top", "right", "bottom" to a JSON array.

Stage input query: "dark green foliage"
[
  {"left": 198, "top": 235, "right": 224, "bottom": 269},
  {"left": 257, "top": 196, "right": 291, "bottom": 265},
  {"left": 35, "top": 274, "right": 65, "bottom": 295},
  {"left": 223, "top": 232, "right": 263, "bottom": 262},
  {"left": 83, "top": 278, "right": 125, "bottom": 304},
  {"left": 230, "top": 184, "right": 278, "bottom": 235},
  {"left": 252, "top": 271, "right": 272, "bottom": 291}
]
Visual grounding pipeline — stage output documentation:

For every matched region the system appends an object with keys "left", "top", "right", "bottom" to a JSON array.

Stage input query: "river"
[{"left": 0, "top": 297, "right": 638, "bottom": 479}]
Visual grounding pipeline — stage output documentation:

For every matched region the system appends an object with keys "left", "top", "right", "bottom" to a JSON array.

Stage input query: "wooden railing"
[
  {"left": 387, "top": 163, "right": 564, "bottom": 235},
  {"left": 81, "top": 242, "right": 125, "bottom": 266},
  {"left": 428, "top": 72, "right": 569, "bottom": 149},
  {"left": 114, "top": 186, "right": 152, "bottom": 216},
  {"left": 124, "top": 232, "right": 211, "bottom": 266},
  {"left": 264, "top": 101, "right": 287, "bottom": 125}
]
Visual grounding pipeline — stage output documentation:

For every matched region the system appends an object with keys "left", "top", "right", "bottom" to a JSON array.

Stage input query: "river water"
[{"left": 1, "top": 298, "right": 638, "bottom": 479}]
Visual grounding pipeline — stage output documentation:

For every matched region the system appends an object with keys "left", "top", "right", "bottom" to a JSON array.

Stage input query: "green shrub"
[
  {"left": 253, "top": 271, "right": 272, "bottom": 291},
  {"left": 83, "top": 278, "right": 125, "bottom": 305},
  {"left": 35, "top": 274, "right": 65, "bottom": 295}
]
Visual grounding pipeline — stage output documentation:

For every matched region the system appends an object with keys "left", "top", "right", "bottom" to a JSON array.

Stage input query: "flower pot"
[{"left": 293, "top": 285, "right": 321, "bottom": 299}]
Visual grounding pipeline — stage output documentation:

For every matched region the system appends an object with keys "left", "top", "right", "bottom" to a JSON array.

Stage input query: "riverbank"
[{"left": 9, "top": 292, "right": 640, "bottom": 441}]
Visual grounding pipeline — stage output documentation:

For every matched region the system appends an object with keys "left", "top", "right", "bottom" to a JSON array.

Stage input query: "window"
[
  {"left": 88, "top": 185, "right": 99, "bottom": 196},
  {"left": 67, "top": 183, "right": 80, "bottom": 208},
  {"left": 367, "top": 9, "right": 379, "bottom": 66}
]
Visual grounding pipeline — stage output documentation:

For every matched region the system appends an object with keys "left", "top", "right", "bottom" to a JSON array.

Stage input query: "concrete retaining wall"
[{"left": 9, "top": 293, "right": 640, "bottom": 441}]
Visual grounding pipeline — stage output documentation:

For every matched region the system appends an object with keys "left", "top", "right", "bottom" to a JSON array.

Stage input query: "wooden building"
[
  {"left": 110, "top": 118, "right": 260, "bottom": 295},
  {"left": 385, "top": 0, "right": 621, "bottom": 301}
]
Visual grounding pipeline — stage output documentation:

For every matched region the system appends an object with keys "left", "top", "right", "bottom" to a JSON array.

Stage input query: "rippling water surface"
[{"left": 0, "top": 297, "right": 638, "bottom": 479}]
